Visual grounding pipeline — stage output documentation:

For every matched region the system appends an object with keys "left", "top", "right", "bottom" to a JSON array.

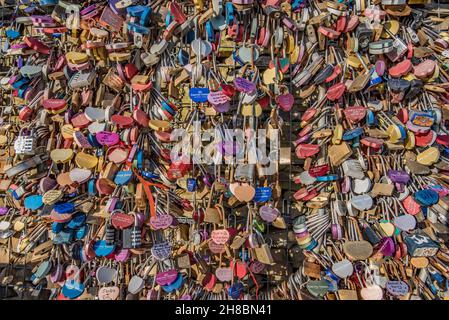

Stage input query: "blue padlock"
[
  {"left": 228, "top": 282, "right": 244, "bottom": 300},
  {"left": 187, "top": 178, "right": 197, "bottom": 192},
  {"left": 54, "top": 202, "right": 75, "bottom": 214},
  {"left": 414, "top": 189, "right": 439, "bottom": 206}
]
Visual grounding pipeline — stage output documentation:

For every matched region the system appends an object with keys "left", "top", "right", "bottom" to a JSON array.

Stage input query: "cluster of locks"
[{"left": 0, "top": 0, "right": 448, "bottom": 301}]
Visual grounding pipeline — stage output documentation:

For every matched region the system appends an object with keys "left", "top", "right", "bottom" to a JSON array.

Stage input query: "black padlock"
[
  {"left": 70, "top": 242, "right": 82, "bottom": 260},
  {"left": 105, "top": 223, "right": 116, "bottom": 245},
  {"left": 355, "top": 23, "right": 373, "bottom": 50},
  {"left": 405, "top": 79, "right": 423, "bottom": 101},
  {"left": 131, "top": 213, "right": 141, "bottom": 248},
  {"left": 122, "top": 228, "right": 132, "bottom": 249},
  {"left": 361, "top": 223, "right": 381, "bottom": 245}
]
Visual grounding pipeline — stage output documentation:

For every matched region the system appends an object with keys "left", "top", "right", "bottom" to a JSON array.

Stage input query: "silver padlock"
[
  {"left": 341, "top": 159, "right": 365, "bottom": 179},
  {"left": 14, "top": 128, "right": 36, "bottom": 155}
]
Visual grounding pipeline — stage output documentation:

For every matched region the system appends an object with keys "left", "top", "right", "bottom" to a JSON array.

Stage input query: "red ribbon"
[{"left": 133, "top": 168, "right": 168, "bottom": 217}]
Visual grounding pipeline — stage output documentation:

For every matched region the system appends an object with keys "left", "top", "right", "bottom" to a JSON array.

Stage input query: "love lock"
[
  {"left": 352, "top": 177, "right": 372, "bottom": 195},
  {"left": 350, "top": 195, "right": 373, "bottom": 211},
  {"left": 96, "top": 266, "right": 118, "bottom": 285},
  {"left": 14, "top": 128, "right": 36, "bottom": 156},
  {"left": 128, "top": 275, "right": 145, "bottom": 295},
  {"left": 331, "top": 259, "right": 354, "bottom": 279}
]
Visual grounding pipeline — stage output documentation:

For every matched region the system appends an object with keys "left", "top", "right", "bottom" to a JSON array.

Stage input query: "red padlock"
[{"left": 18, "top": 106, "right": 33, "bottom": 121}]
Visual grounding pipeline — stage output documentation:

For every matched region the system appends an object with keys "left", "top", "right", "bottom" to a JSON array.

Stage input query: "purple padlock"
[
  {"left": 30, "top": 15, "right": 54, "bottom": 23},
  {"left": 199, "top": 229, "right": 209, "bottom": 241},
  {"left": 17, "top": 56, "right": 23, "bottom": 68},
  {"left": 295, "top": 133, "right": 312, "bottom": 145},
  {"left": 202, "top": 173, "right": 214, "bottom": 188},
  {"left": 387, "top": 170, "right": 410, "bottom": 184},
  {"left": 24, "top": 6, "right": 36, "bottom": 13},
  {"left": 213, "top": 102, "right": 230, "bottom": 113},
  {"left": 378, "top": 237, "right": 395, "bottom": 256},
  {"left": 135, "top": 212, "right": 145, "bottom": 228},
  {"left": 341, "top": 176, "right": 351, "bottom": 194},
  {"left": 170, "top": 216, "right": 179, "bottom": 228},
  {"left": 80, "top": 4, "right": 97, "bottom": 15},
  {"left": 8, "top": 75, "right": 18, "bottom": 85},
  {"left": 10, "top": 44, "right": 27, "bottom": 50},
  {"left": 0, "top": 207, "right": 8, "bottom": 216},
  {"left": 332, "top": 223, "right": 342, "bottom": 240},
  {"left": 217, "top": 141, "right": 238, "bottom": 156},
  {"left": 233, "top": 77, "right": 256, "bottom": 94}
]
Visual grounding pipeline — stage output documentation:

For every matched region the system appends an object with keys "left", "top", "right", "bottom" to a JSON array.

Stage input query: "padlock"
[
  {"left": 105, "top": 222, "right": 117, "bottom": 245},
  {"left": 130, "top": 213, "right": 141, "bottom": 248},
  {"left": 122, "top": 228, "right": 133, "bottom": 249},
  {"left": 13, "top": 128, "right": 36, "bottom": 156}
]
